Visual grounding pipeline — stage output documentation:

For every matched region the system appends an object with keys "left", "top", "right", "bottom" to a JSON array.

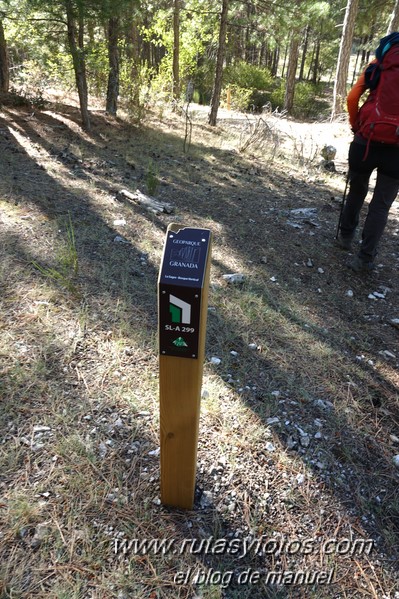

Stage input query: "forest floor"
[{"left": 0, "top": 94, "right": 398, "bottom": 599}]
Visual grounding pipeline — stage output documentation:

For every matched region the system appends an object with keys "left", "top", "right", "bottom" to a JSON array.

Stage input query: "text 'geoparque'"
[{"left": 158, "top": 227, "right": 211, "bottom": 359}]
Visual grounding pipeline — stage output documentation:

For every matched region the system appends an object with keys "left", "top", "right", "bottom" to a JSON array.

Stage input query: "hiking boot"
[
  {"left": 335, "top": 234, "right": 353, "bottom": 251},
  {"left": 347, "top": 256, "right": 375, "bottom": 273}
]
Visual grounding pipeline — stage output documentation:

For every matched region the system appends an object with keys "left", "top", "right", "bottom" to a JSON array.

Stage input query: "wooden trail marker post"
[{"left": 158, "top": 224, "right": 212, "bottom": 509}]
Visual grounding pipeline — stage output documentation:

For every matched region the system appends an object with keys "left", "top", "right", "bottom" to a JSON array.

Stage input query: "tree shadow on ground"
[{"left": 0, "top": 102, "right": 398, "bottom": 598}]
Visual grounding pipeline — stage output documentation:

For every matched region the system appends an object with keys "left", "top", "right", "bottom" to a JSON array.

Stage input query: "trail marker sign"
[{"left": 158, "top": 224, "right": 212, "bottom": 509}]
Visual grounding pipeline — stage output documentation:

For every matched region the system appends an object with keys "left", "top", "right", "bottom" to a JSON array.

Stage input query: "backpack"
[{"left": 357, "top": 33, "right": 399, "bottom": 146}]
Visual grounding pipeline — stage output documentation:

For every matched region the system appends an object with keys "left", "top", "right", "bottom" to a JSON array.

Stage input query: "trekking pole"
[{"left": 335, "top": 171, "right": 350, "bottom": 239}]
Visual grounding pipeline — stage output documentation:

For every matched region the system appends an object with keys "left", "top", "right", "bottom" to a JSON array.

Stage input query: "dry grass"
[{"left": 0, "top": 96, "right": 398, "bottom": 599}]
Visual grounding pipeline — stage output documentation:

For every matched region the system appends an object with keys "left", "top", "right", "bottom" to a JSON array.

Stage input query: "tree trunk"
[
  {"left": 284, "top": 34, "right": 300, "bottom": 113},
  {"left": 299, "top": 25, "right": 309, "bottom": 81},
  {"left": 172, "top": 0, "right": 180, "bottom": 100},
  {"left": 331, "top": 0, "right": 359, "bottom": 120},
  {"left": 281, "top": 43, "right": 288, "bottom": 78},
  {"left": 65, "top": 0, "right": 90, "bottom": 130},
  {"left": 208, "top": 0, "right": 229, "bottom": 127},
  {"left": 271, "top": 47, "right": 279, "bottom": 77},
  {"left": 106, "top": 16, "right": 120, "bottom": 115},
  {"left": 351, "top": 47, "right": 361, "bottom": 85},
  {"left": 387, "top": 0, "right": 399, "bottom": 34},
  {"left": 0, "top": 19, "right": 9, "bottom": 93},
  {"left": 312, "top": 39, "right": 321, "bottom": 83}
]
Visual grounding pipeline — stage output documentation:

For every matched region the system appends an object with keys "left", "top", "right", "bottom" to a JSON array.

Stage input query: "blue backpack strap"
[
  {"left": 364, "top": 62, "right": 380, "bottom": 90},
  {"left": 375, "top": 32, "right": 399, "bottom": 60},
  {"left": 364, "top": 32, "right": 399, "bottom": 90}
]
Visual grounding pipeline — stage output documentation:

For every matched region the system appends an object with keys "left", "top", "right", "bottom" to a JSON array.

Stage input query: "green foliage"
[
  {"left": 224, "top": 61, "right": 273, "bottom": 91},
  {"left": 85, "top": 38, "right": 109, "bottom": 96},
  {"left": 269, "top": 80, "right": 285, "bottom": 112},
  {"left": 293, "top": 81, "right": 326, "bottom": 118},
  {"left": 221, "top": 84, "right": 252, "bottom": 112},
  {"left": 119, "top": 59, "right": 154, "bottom": 122},
  {"left": 191, "top": 61, "right": 215, "bottom": 105},
  {"left": 221, "top": 62, "right": 275, "bottom": 112},
  {"left": 139, "top": 1, "right": 216, "bottom": 104},
  {"left": 32, "top": 213, "right": 79, "bottom": 295},
  {"left": 269, "top": 80, "right": 329, "bottom": 119},
  {"left": 146, "top": 160, "right": 159, "bottom": 196}
]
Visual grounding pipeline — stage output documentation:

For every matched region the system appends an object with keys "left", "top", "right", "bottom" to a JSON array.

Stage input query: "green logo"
[
  {"left": 173, "top": 337, "right": 188, "bottom": 348},
  {"left": 169, "top": 294, "right": 191, "bottom": 324}
]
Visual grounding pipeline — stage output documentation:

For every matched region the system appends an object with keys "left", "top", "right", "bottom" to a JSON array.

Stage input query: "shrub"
[
  {"left": 293, "top": 81, "right": 328, "bottom": 119},
  {"left": 221, "top": 84, "right": 252, "bottom": 112},
  {"left": 269, "top": 80, "right": 328, "bottom": 120},
  {"left": 224, "top": 61, "right": 273, "bottom": 90}
]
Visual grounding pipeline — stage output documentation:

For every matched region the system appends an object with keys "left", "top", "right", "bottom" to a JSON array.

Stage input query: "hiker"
[{"left": 337, "top": 32, "right": 399, "bottom": 272}]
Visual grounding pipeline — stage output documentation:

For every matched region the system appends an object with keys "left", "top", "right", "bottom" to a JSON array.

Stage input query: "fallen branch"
[{"left": 117, "top": 189, "right": 174, "bottom": 214}]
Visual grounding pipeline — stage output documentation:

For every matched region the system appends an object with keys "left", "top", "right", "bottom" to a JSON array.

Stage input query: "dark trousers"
[{"left": 340, "top": 139, "right": 399, "bottom": 261}]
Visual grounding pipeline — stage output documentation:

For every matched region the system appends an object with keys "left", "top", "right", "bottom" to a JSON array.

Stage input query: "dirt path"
[{"left": 0, "top": 99, "right": 398, "bottom": 599}]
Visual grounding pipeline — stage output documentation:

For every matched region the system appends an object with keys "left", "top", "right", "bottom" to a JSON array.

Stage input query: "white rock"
[
  {"left": 99, "top": 442, "right": 107, "bottom": 459},
  {"left": 296, "top": 426, "right": 307, "bottom": 437},
  {"left": 248, "top": 343, "right": 258, "bottom": 350},
  {"left": 265, "top": 442, "right": 275, "bottom": 452},
  {"left": 31, "top": 443, "right": 45, "bottom": 451},
  {"left": 306, "top": 259, "right": 313, "bottom": 267},
  {"left": 368, "top": 294, "right": 378, "bottom": 300},
  {"left": 210, "top": 357, "right": 221, "bottom": 365},
  {"left": 379, "top": 350, "right": 396, "bottom": 359},
  {"left": 296, "top": 473, "right": 305, "bottom": 485},
  {"left": 270, "top": 276, "right": 277, "bottom": 282},
  {"left": 393, "top": 455, "right": 399, "bottom": 469},
  {"left": 148, "top": 447, "right": 160, "bottom": 457},
  {"left": 346, "top": 290, "right": 354, "bottom": 297},
  {"left": 287, "top": 221, "right": 303, "bottom": 229},
  {"left": 223, "top": 273, "right": 245, "bottom": 284},
  {"left": 290, "top": 208, "right": 318, "bottom": 218},
  {"left": 230, "top": 350, "right": 239, "bottom": 357},
  {"left": 390, "top": 435, "right": 399, "bottom": 444},
  {"left": 313, "top": 399, "right": 334, "bottom": 411},
  {"left": 113, "top": 235, "right": 128, "bottom": 244},
  {"left": 266, "top": 417, "right": 280, "bottom": 426},
  {"left": 113, "top": 219, "right": 126, "bottom": 226},
  {"left": 33, "top": 425, "right": 51, "bottom": 433},
  {"left": 201, "top": 388, "right": 209, "bottom": 399},
  {"left": 317, "top": 268, "right": 324, "bottom": 274}
]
